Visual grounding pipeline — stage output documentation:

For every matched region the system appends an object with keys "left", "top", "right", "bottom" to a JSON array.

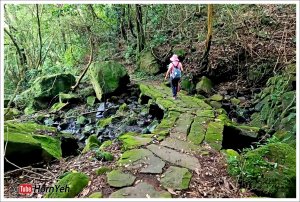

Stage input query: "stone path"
[{"left": 105, "top": 83, "right": 229, "bottom": 198}]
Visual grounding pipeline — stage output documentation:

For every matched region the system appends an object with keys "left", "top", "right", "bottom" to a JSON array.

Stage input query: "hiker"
[{"left": 164, "top": 54, "right": 183, "bottom": 99}]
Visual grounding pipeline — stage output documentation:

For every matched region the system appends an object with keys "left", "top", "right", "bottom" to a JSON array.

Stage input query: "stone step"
[
  {"left": 187, "top": 116, "right": 210, "bottom": 145},
  {"left": 117, "top": 148, "right": 165, "bottom": 174},
  {"left": 170, "top": 113, "right": 194, "bottom": 140},
  {"left": 107, "top": 170, "right": 136, "bottom": 188},
  {"left": 160, "top": 166, "right": 192, "bottom": 190},
  {"left": 146, "top": 144, "right": 200, "bottom": 170},
  {"left": 109, "top": 182, "right": 171, "bottom": 198},
  {"left": 160, "top": 137, "right": 206, "bottom": 155}
]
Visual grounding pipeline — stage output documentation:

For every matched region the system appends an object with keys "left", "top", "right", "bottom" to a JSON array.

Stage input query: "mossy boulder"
[
  {"left": 273, "top": 130, "right": 296, "bottom": 147},
  {"left": 4, "top": 108, "right": 21, "bottom": 120},
  {"left": 45, "top": 172, "right": 89, "bottom": 198},
  {"left": 97, "top": 117, "right": 113, "bottom": 129},
  {"left": 230, "top": 98, "right": 241, "bottom": 105},
  {"left": 196, "top": 76, "right": 213, "bottom": 94},
  {"left": 95, "top": 151, "right": 114, "bottom": 161},
  {"left": 118, "top": 103, "right": 128, "bottom": 112},
  {"left": 4, "top": 122, "right": 62, "bottom": 169},
  {"left": 210, "top": 101, "right": 222, "bottom": 109},
  {"left": 180, "top": 77, "right": 195, "bottom": 93},
  {"left": 49, "top": 102, "right": 68, "bottom": 113},
  {"left": 86, "top": 96, "right": 96, "bottom": 107},
  {"left": 82, "top": 135, "right": 101, "bottom": 153},
  {"left": 96, "top": 166, "right": 111, "bottom": 175},
  {"left": 138, "top": 50, "right": 160, "bottom": 75},
  {"left": 118, "top": 132, "right": 153, "bottom": 150},
  {"left": 99, "top": 140, "right": 113, "bottom": 151},
  {"left": 240, "top": 143, "right": 296, "bottom": 198},
  {"left": 210, "top": 94, "right": 223, "bottom": 101},
  {"left": 88, "top": 192, "right": 103, "bottom": 198},
  {"left": 88, "top": 61, "right": 129, "bottom": 100}
]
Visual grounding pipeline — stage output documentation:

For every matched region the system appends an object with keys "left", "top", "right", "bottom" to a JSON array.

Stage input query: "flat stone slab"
[
  {"left": 118, "top": 149, "right": 165, "bottom": 174},
  {"left": 170, "top": 113, "right": 194, "bottom": 140},
  {"left": 188, "top": 116, "right": 210, "bottom": 145},
  {"left": 205, "top": 121, "right": 224, "bottom": 151},
  {"left": 107, "top": 170, "right": 136, "bottom": 188},
  {"left": 160, "top": 137, "right": 203, "bottom": 154},
  {"left": 161, "top": 166, "right": 192, "bottom": 190},
  {"left": 147, "top": 144, "right": 200, "bottom": 170},
  {"left": 118, "top": 132, "right": 153, "bottom": 150},
  {"left": 109, "top": 182, "right": 171, "bottom": 198}
]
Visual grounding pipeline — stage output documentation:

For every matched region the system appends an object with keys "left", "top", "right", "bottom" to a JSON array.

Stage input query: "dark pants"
[{"left": 170, "top": 78, "right": 180, "bottom": 97}]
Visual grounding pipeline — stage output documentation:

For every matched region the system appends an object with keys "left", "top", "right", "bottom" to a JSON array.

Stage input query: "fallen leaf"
[{"left": 167, "top": 188, "right": 178, "bottom": 195}]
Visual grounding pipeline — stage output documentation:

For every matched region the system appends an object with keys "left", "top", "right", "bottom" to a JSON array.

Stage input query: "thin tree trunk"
[
  {"left": 71, "top": 37, "right": 94, "bottom": 91},
  {"left": 135, "top": 4, "right": 145, "bottom": 53},
  {"left": 120, "top": 5, "right": 127, "bottom": 41},
  {"left": 127, "top": 5, "right": 136, "bottom": 38},
  {"left": 36, "top": 4, "right": 43, "bottom": 69}
]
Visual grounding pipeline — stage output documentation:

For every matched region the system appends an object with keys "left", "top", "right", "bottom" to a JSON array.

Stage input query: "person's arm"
[
  {"left": 180, "top": 63, "right": 184, "bottom": 72},
  {"left": 165, "top": 67, "right": 171, "bottom": 80}
]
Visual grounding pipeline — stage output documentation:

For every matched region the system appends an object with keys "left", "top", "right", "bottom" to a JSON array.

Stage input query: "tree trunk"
[
  {"left": 127, "top": 5, "right": 136, "bottom": 38},
  {"left": 120, "top": 5, "right": 127, "bottom": 41},
  {"left": 36, "top": 4, "right": 43, "bottom": 69},
  {"left": 135, "top": 4, "right": 145, "bottom": 53}
]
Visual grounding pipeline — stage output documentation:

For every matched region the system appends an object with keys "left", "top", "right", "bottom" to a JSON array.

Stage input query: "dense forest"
[{"left": 3, "top": 4, "right": 296, "bottom": 199}]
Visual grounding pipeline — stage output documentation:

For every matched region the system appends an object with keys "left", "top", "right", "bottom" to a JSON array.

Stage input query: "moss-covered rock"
[
  {"left": 4, "top": 108, "right": 21, "bottom": 120},
  {"left": 59, "top": 93, "right": 80, "bottom": 103},
  {"left": 107, "top": 170, "right": 136, "bottom": 188},
  {"left": 180, "top": 77, "right": 195, "bottom": 93},
  {"left": 118, "top": 103, "right": 128, "bottom": 112},
  {"left": 230, "top": 98, "right": 241, "bottom": 105},
  {"left": 45, "top": 172, "right": 89, "bottom": 198},
  {"left": 160, "top": 166, "right": 192, "bottom": 190},
  {"left": 139, "top": 84, "right": 164, "bottom": 100},
  {"left": 95, "top": 166, "right": 111, "bottom": 175},
  {"left": 188, "top": 116, "right": 210, "bottom": 145},
  {"left": 76, "top": 116, "right": 87, "bottom": 125},
  {"left": 4, "top": 122, "right": 62, "bottom": 167},
  {"left": 97, "top": 117, "right": 113, "bottom": 129},
  {"left": 138, "top": 50, "right": 160, "bottom": 75},
  {"left": 152, "top": 111, "right": 180, "bottom": 138},
  {"left": 196, "top": 76, "right": 213, "bottom": 94},
  {"left": 50, "top": 102, "right": 68, "bottom": 113},
  {"left": 86, "top": 96, "right": 96, "bottom": 107},
  {"left": 88, "top": 61, "right": 129, "bottom": 100},
  {"left": 210, "top": 101, "right": 222, "bottom": 109},
  {"left": 82, "top": 135, "right": 101, "bottom": 153},
  {"left": 273, "top": 130, "right": 296, "bottom": 147},
  {"left": 88, "top": 192, "right": 103, "bottom": 198},
  {"left": 95, "top": 151, "right": 114, "bottom": 161},
  {"left": 99, "top": 140, "right": 113, "bottom": 151},
  {"left": 79, "top": 86, "right": 95, "bottom": 97},
  {"left": 205, "top": 122, "right": 224, "bottom": 151},
  {"left": 240, "top": 143, "right": 296, "bottom": 198},
  {"left": 210, "top": 94, "right": 223, "bottom": 101},
  {"left": 118, "top": 132, "right": 153, "bottom": 150}
]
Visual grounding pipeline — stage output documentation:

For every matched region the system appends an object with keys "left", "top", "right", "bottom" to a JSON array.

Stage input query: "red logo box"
[{"left": 19, "top": 184, "right": 32, "bottom": 195}]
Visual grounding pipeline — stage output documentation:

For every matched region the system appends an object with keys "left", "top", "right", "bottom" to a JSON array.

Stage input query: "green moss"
[
  {"left": 24, "top": 104, "right": 36, "bottom": 115},
  {"left": 76, "top": 116, "right": 87, "bottom": 125},
  {"left": 4, "top": 108, "right": 21, "bottom": 120},
  {"left": 118, "top": 132, "right": 153, "bottom": 150},
  {"left": 241, "top": 143, "right": 296, "bottom": 197},
  {"left": 97, "top": 117, "right": 112, "bottom": 129},
  {"left": 152, "top": 111, "right": 180, "bottom": 137},
  {"left": 138, "top": 50, "right": 160, "bottom": 75},
  {"left": 196, "top": 110, "right": 215, "bottom": 118},
  {"left": 107, "top": 170, "right": 136, "bottom": 188},
  {"left": 82, "top": 135, "right": 101, "bottom": 153},
  {"left": 188, "top": 116, "right": 209, "bottom": 145},
  {"left": 230, "top": 98, "right": 241, "bottom": 105},
  {"left": 59, "top": 93, "right": 80, "bottom": 103},
  {"left": 205, "top": 122, "right": 224, "bottom": 151},
  {"left": 50, "top": 102, "right": 68, "bottom": 113},
  {"left": 45, "top": 172, "right": 89, "bottom": 198},
  {"left": 117, "top": 149, "right": 151, "bottom": 165},
  {"left": 139, "top": 84, "right": 164, "bottom": 100},
  {"left": 88, "top": 192, "right": 103, "bottom": 198},
  {"left": 99, "top": 140, "right": 113, "bottom": 151},
  {"left": 96, "top": 166, "right": 111, "bottom": 175},
  {"left": 88, "top": 61, "right": 129, "bottom": 100},
  {"left": 95, "top": 151, "right": 114, "bottom": 161},
  {"left": 273, "top": 130, "right": 296, "bottom": 147},
  {"left": 4, "top": 122, "right": 61, "bottom": 159},
  {"left": 210, "top": 101, "right": 222, "bottom": 109},
  {"left": 119, "top": 103, "right": 128, "bottom": 111},
  {"left": 86, "top": 96, "right": 96, "bottom": 107},
  {"left": 196, "top": 76, "right": 213, "bottom": 94},
  {"left": 210, "top": 94, "right": 223, "bottom": 101}
]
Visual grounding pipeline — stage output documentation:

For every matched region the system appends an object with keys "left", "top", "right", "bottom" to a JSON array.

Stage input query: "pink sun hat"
[{"left": 170, "top": 54, "right": 179, "bottom": 62}]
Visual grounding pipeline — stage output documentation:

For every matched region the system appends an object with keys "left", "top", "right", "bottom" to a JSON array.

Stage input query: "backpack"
[{"left": 171, "top": 62, "right": 181, "bottom": 79}]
